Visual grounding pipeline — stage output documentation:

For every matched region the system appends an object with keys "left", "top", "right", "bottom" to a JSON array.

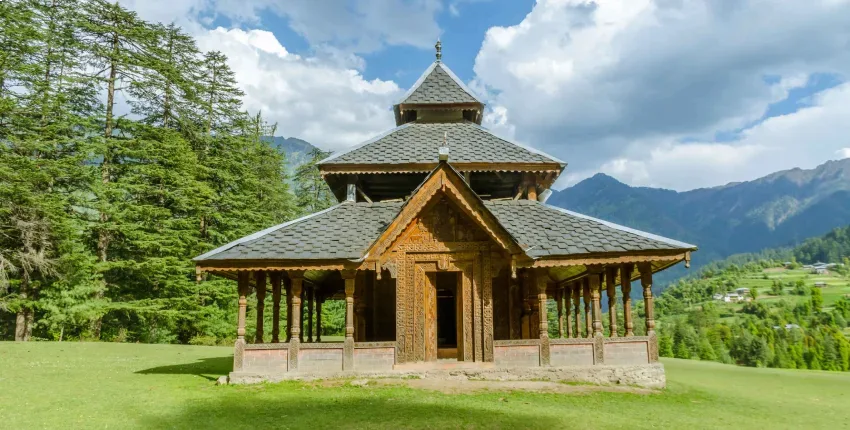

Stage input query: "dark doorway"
[{"left": 436, "top": 272, "right": 458, "bottom": 358}]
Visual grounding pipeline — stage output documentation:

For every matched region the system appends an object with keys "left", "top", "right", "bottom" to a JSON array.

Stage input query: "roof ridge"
[
  {"left": 396, "top": 61, "right": 483, "bottom": 106},
  {"left": 540, "top": 202, "right": 697, "bottom": 249},
  {"left": 193, "top": 204, "right": 344, "bottom": 261}
]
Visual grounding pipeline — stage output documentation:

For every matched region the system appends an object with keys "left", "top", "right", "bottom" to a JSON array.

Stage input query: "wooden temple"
[{"left": 194, "top": 42, "right": 696, "bottom": 384}]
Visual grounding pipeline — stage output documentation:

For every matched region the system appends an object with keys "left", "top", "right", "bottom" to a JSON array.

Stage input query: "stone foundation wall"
[
  {"left": 493, "top": 340, "right": 540, "bottom": 367},
  {"left": 354, "top": 343, "right": 395, "bottom": 371},
  {"left": 604, "top": 339, "right": 650, "bottom": 365},
  {"left": 230, "top": 363, "right": 666, "bottom": 389},
  {"left": 243, "top": 347, "right": 288, "bottom": 373},
  {"left": 550, "top": 340, "right": 594, "bottom": 366},
  {"left": 298, "top": 344, "right": 344, "bottom": 373}
]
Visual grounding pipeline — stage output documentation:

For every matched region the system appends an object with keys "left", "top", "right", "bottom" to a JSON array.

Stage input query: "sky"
[{"left": 118, "top": 0, "right": 850, "bottom": 191}]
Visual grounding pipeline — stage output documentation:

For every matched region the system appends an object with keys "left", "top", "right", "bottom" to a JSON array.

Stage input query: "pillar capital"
[
  {"left": 340, "top": 269, "right": 357, "bottom": 280},
  {"left": 287, "top": 269, "right": 306, "bottom": 280},
  {"left": 638, "top": 262, "right": 653, "bottom": 285}
]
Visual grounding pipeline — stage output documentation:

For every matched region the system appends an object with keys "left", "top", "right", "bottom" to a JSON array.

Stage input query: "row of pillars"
[
  {"left": 535, "top": 263, "right": 655, "bottom": 366},
  {"left": 235, "top": 271, "right": 326, "bottom": 344},
  {"left": 538, "top": 262, "right": 655, "bottom": 342},
  {"left": 234, "top": 270, "right": 359, "bottom": 371}
]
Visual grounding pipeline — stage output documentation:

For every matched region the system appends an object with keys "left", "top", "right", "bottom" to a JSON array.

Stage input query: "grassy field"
[{"left": 0, "top": 342, "right": 848, "bottom": 429}]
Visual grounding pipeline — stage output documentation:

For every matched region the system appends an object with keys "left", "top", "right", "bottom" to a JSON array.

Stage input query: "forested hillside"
[
  {"left": 0, "top": 0, "right": 333, "bottom": 343},
  {"left": 654, "top": 226, "right": 850, "bottom": 371}
]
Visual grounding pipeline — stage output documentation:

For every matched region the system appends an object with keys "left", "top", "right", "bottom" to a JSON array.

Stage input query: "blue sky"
[{"left": 122, "top": 0, "right": 850, "bottom": 191}]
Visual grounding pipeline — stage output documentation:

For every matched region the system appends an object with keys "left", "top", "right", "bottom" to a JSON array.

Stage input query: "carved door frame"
[{"left": 394, "top": 248, "right": 493, "bottom": 363}]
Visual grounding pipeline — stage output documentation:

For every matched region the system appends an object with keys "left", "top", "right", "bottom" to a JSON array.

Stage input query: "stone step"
[{"left": 393, "top": 360, "right": 496, "bottom": 371}]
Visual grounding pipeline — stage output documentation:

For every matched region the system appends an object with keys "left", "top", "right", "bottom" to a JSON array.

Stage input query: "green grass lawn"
[{"left": 1, "top": 342, "right": 849, "bottom": 429}]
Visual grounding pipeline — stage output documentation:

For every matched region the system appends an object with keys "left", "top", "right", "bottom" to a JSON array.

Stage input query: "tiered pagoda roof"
[{"left": 195, "top": 42, "right": 696, "bottom": 282}]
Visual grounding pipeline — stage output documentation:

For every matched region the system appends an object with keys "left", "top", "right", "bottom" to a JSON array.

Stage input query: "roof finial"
[{"left": 435, "top": 39, "right": 442, "bottom": 62}]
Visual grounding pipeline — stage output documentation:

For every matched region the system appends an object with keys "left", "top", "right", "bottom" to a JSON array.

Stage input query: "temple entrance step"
[{"left": 393, "top": 361, "right": 496, "bottom": 371}]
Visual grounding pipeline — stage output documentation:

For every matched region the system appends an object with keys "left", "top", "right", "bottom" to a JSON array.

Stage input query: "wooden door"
[{"left": 424, "top": 271, "right": 438, "bottom": 361}]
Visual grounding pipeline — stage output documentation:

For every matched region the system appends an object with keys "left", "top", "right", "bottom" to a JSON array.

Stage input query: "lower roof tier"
[{"left": 194, "top": 199, "right": 695, "bottom": 263}]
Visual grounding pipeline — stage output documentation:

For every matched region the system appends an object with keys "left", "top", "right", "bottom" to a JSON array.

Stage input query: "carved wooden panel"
[
  {"left": 482, "top": 250, "right": 494, "bottom": 362},
  {"left": 425, "top": 271, "right": 437, "bottom": 362},
  {"left": 473, "top": 253, "right": 483, "bottom": 362},
  {"left": 395, "top": 252, "right": 407, "bottom": 362},
  {"left": 461, "top": 263, "right": 474, "bottom": 361}
]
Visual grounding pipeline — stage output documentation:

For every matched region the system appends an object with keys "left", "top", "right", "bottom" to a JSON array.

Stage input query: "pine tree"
[
  {"left": 129, "top": 22, "right": 201, "bottom": 130},
  {"left": 198, "top": 50, "right": 244, "bottom": 138},
  {"left": 294, "top": 148, "right": 335, "bottom": 215},
  {"left": 78, "top": 0, "right": 157, "bottom": 338}
]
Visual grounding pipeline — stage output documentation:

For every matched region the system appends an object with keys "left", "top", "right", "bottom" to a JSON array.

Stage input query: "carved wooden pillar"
[
  {"left": 606, "top": 266, "right": 618, "bottom": 337},
  {"left": 589, "top": 271, "right": 605, "bottom": 365},
  {"left": 342, "top": 269, "right": 356, "bottom": 370},
  {"left": 590, "top": 272, "right": 603, "bottom": 337},
  {"left": 355, "top": 272, "right": 367, "bottom": 342},
  {"left": 271, "top": 272, "right": 282, "bottom": 343},
  {"left": 287, "top": 271, "right": 304, "bottom": 371},
  {"left": 621, "top": 264, "right": 634, "bottom": 337},
  {"left": 536, "top": 270, "right": 550, "bottom": 366},
  {"left": 234, "top": 271, "right": 250, "bottom": 371},
  {"left": 564, "top": 285, "right": 573, "bottom": 338},
  {"left": 509, "top": 275, "right": 521, "bottom": 340},
  {"left": 525, "top": 173, "right": 538, "bottom": 201},
  {"left": 571, "top": 282, "right": 581, "bottom": 338},
  {"left": 639, "top": 263, "right": 658, "bottom": 362},
  {"left": 555, "top": 287, "right": 564, "bottom": 339},
  {"left": 255, "top": 271, "right": 266, "bottom": 344},
  {"left": 316, "top": 292, "right": 323, "bottom": 342},
  {"left": 306, "top": 286, "right": 314, "bottom": 342},
  {"left": 299, "top": 288, "right": 305, "bottom": 342},
  {"left": 582, "top": 278, "right": 592, "bottom": 338},
  {"left": 639, "top": 263, "right": 655, "bottom": 335},
  {"left": 520, "top": 270, "right": 531, "bottom": 339},
  {"left": 285, "top": 278, "right": 292, "bottom": 342}
]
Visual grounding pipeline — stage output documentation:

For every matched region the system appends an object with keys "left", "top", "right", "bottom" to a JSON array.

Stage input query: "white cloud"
[
  {"left": 473, "top": 0, "right": 850, "bottom": 190},
  {"left": 195, "top": 28, "right": 401, "bottom": 150},
  {"left": 122, "top": 0, "right": 443, "bottom": 53},
  {"left": 574, "top": 82, "right": 850, "bottom": 189}
]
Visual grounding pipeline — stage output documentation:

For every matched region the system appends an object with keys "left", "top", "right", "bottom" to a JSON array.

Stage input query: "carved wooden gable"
[
  {"left": 365, "top": 163, "right": 522, "bottom": 267},
  {"left": 401, "top": 196, "right": 490, "bottom": 249}
]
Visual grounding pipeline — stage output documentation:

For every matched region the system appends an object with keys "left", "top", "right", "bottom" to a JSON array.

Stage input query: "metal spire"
[{"left": 435, "top": 39, "right": 442, "bottom": 62}]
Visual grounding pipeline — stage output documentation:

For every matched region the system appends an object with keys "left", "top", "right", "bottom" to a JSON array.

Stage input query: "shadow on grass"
[
  {"left": 136, "top": 356, "right": 232, "bottom": 381},
  {"left": 140, "top": 389, "right": 562, "bottom": 429}
]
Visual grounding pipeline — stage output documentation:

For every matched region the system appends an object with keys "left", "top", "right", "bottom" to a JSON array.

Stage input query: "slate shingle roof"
[
  {"left": 194, "top": 202, "right": 404, "bottom": 261},
  {"left": 399, "top": 62, "right": 482, "bottom": 105},
  {"left": 194, "top": 196, "right": 695, "bottom": 262},
  {"left": 319, "top": 121, "right": 563, "bottom": 166},
  {"left": 483, "top": 200, "right": 696, "bottom": 258}
]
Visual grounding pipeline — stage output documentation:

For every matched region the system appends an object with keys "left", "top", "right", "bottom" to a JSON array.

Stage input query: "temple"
[{"left": 194, "top": 42, "right": 697, "bottom": 386}]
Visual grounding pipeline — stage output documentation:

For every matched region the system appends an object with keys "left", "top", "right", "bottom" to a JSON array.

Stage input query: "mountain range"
[
  {"left": 262, "top": 136, "right": 321, "bottom": 172},
  {"left": 548, "top": 158, "right": 850, "bottom": 279}
]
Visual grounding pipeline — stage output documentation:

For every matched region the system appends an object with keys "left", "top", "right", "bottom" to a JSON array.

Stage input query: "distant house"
[
  {"left": 719, "top": 293, "right": 743, "bottom": 303},
  {"left": 773, "top": 324, "right": 801, "bottom": 330},
  {"left": 735, "top": 288, "right": 750, "bottom": 296},
  {"left": 814, "top": 282, "right": 827, "bottom": 288},
  {"left": 813, "top": 267, "right": 828, "bottom": 275}
]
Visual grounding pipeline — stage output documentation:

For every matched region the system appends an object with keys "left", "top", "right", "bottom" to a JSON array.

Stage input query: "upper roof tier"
[
  {"left": 393, "top": 41, "right": 485, "bottom": 126},
  {"left": 397, "top": 61, "right": 483, "bottom": 106},
  {"left": 318, "top": 121, "right": 565, "bottom": 173}
]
